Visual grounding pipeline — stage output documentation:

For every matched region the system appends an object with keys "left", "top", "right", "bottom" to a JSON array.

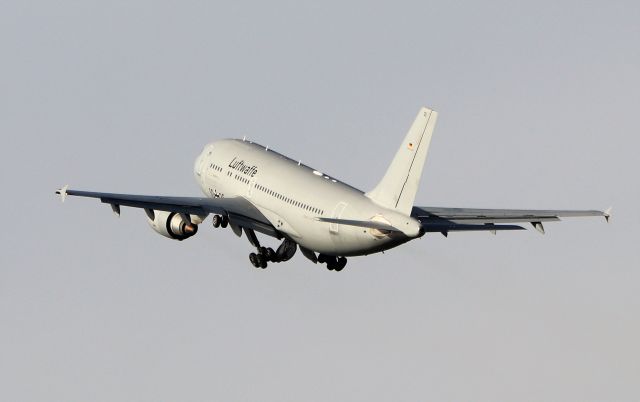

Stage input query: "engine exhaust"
[{"left": 183, "top": 223, "right": 198, "bottom": 235}]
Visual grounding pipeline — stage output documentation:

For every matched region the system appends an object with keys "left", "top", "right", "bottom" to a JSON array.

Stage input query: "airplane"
[{"left": 56, "top": 107, "right": 610, "bottom": 271}]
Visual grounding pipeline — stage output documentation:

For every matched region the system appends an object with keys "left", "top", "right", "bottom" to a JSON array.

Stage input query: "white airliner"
[{"left": 57, "top": 107, "right": 609, "bottom": 271}]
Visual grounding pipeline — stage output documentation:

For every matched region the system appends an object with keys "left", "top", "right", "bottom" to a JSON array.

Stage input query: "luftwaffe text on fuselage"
[{"left": 228, "top": 157, "right": 258, "bottom": 177}]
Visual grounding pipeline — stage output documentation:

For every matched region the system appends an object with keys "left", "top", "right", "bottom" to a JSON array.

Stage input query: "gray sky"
[{"left": 1, "top": 1, "right": 638, "bottom": 401}]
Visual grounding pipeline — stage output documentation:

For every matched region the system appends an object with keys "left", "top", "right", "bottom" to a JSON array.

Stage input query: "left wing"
[
  {"left": 56, "top": 187, "right": 280, "bottom": 238},
  {"left": 412, "top": 206, "right": 610, "bottom": 235}
]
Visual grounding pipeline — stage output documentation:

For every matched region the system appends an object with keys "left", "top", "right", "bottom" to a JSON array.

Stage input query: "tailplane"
[{"left": 366, "top": 107, "right": 438, "bottom": 215}]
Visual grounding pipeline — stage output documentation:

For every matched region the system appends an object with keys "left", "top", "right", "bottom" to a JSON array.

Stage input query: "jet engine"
[{"left": 145, "top": 209, "right": 203, "bottom": 240}]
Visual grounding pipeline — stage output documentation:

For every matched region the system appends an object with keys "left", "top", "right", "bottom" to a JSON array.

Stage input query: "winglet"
[
  {"left": 55, "top": 185, "right": 69, "bottom": 203},
  {"left": 604, "top": 206, "right": 612, "bottom": 223}
]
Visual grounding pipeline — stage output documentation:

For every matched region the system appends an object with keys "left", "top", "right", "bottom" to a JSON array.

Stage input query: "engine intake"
[{"left": 146, "top": 209, "right": 199, "bottom": 240}]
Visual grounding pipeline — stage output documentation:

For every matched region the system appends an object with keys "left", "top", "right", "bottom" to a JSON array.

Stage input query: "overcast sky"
[{"left": 1, "top": 1, "right": 638, "bottom": 401}]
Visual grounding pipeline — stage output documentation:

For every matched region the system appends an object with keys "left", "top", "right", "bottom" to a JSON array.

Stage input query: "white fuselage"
[{"left": 193, "top": 139, "right": 421, "bottom": 257}]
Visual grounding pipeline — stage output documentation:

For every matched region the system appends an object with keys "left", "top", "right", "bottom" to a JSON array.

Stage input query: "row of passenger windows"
[
  {"left": 228, "top": 172, "right": 324, "bottom": 215},
  {"left": 210, "top": 163, "right": 223, "bottom": 173},
  {"left": 234, "top": 174, "right": 250, "bottom": 184},
  {"left": 255, "top": 183, "right": 324, "bottom": 215}
]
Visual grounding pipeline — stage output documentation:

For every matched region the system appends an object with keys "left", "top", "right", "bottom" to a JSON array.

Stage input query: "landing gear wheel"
[
  {"left": 256, "top": 254, "right": 268, "bottom": 269},
  {"left": 335, "top": 257, "right": 347, "bottom": 272},
  {"left": 249, "top": 252, "right": 259, "bottom": 268},
  {"left": 221, "top": 216, "right": 229, "bottom": 228},
  {"left": 266, "top": 247, "right": 277, "bottom": 262},
  {"left": 318, "top": 254, "right": 327, "bottom": 264},
  {"left": 212, "top": 215, "right": 221, "bottom": 228}
]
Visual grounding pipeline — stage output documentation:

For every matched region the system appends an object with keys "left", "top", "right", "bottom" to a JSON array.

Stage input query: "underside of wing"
[
  {"left": 412, "top": 206, "right": 610, "bottom": 235},
  {"left": 56, "top": 187, "right": 280, "bottom": 238}
]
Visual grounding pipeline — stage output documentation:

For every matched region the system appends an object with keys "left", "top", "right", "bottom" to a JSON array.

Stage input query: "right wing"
[
  {"left": 56, "top": 187, "right": 280, "bottom": 238},
  {"left": 412, "top": 206, "right": 610, "bottom": 235}
]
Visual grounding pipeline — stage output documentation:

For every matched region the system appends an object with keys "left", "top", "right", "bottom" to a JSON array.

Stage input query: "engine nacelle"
[{"left": 145, "top": 209, "right": 201, "bottom": 241}]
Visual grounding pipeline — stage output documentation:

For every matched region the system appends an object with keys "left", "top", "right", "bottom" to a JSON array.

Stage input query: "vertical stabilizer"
[{"left": 366, "top": 107, "right": 438, "bottom": 215}]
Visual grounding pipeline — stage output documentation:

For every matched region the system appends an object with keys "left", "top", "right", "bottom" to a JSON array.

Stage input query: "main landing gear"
[
  {"left": 212, "top": 214, "right": 273, "bottom": 268},
  {"left": 249, "top": 247, "right": 278, "bottom": 269},
  {"left": 209, "top": 214, "right": 306, "bottom": 270},
  {"left": 211, "top": 214, "right": 228, "bottom": 228},
  {"left": 244, "top": 227, "right": 296, "bottom": 269},
  {"left": 318, "top": 254, "right": 347, "bottom": 272},
  {"left": 248, "top": 240, "right": 297, "bottom": 269}
]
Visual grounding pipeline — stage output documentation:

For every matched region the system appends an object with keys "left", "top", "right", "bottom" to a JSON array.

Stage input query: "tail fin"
[{"left": 365, "top": 107, "right": 438, "bottom": 215}]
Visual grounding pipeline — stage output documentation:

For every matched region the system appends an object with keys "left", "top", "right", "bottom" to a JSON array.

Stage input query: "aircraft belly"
[{"left": 292, "top": 216, "right": 403, "bottom": 256}]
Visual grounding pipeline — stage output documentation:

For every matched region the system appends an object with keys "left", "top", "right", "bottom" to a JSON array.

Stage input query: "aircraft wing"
[
  {"left": 56, "top": 187, "right": 280, "bottom": 238},
  {"left": 411, "top": 206, "right": 610, "bottom": 234}
]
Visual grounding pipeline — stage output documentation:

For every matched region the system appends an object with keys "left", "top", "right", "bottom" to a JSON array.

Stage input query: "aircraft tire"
[
  {"left": 221, "top": 216, "right": 229, "bottom": 228},
  {"left": 266, "top": 247, "right": 277, "bottom": 262},
  {"left": 212, "top": 215, "right": 221, "bottom": 228},
  {"left": 249, "top": 252, "right": 259, "bottom": 268},
  {"left": 336, "top": 257, "right": 347, "bottom": 271},
  {"left": 326, "top": 259, "right": 336, "bottom": 270}
]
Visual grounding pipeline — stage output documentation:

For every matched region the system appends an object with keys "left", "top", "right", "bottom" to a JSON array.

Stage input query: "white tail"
[{"left": 366, "top": 107, "right": 438, "bottom": 215}]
